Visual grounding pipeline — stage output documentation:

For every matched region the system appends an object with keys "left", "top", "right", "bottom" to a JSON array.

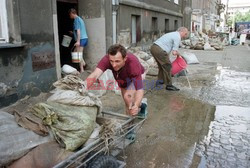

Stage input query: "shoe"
[
  {"left": 125, "top": 129, "right": 136, "bottom": 143},
  {"left": 166, "top": 85, "right": 180, "bottom": 91},
  {"left": 137, "top": 98, "right": 148, "bottom": 119}
]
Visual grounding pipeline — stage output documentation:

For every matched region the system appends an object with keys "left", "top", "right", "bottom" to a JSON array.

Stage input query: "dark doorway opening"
[
  {"left": 165, "top": 19, "right": 170, "bottom": 33},
  {"left": 56, "top": 0, "right": 79, "bottom": 70},
  {"left": 131, "top": 15, "right": 141, "bottom": 45}
]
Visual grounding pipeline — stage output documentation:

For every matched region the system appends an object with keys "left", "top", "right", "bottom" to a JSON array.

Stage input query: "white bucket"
[
  {"left": 61, "top": 35, "right": 72, "bottom": 47},
  {"left": 71, "top": 51, "right": 83, "bottom": 63}
]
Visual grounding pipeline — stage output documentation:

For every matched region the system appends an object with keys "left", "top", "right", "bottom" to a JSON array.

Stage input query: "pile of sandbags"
[{"left": 1, "top": 75, "right": 102, "bottom": 167}]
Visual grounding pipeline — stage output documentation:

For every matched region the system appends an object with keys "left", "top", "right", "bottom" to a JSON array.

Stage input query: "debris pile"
[
  {"left": 181, "top": 31, "right": 228, "bottom": 51},
  {"left": 128, "top": 47, "right": 159, "bottom": 76}
]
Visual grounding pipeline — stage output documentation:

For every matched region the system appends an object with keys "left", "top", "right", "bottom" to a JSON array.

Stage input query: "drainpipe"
[{"left": 112, "top": 0, "right": 119, "bottom": 44}]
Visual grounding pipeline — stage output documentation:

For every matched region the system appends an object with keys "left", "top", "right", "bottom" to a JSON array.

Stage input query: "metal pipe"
[
  {"left": 112, "top": 11, "right": 117, "bottom": 44},
  {"left": 112, "top": 0, "right": 119, "bottom": 44},
  {"left": 102, "top": 110, "right": 131, "bottom": 119}
]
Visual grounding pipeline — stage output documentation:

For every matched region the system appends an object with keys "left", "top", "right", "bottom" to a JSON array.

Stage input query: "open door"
[{"left": 56, "top": 0, "right": 79, "bottom": 70}]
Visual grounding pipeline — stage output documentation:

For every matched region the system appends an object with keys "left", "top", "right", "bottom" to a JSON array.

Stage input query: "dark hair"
[
  {"left": 68, "top": 8, "right": 77, "bottom": 15},
  {"left": 107, "top": 44, "right": 127, "bottom": 58}
]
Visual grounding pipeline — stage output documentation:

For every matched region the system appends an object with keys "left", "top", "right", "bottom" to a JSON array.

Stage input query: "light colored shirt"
[
  {"left": 154, "top": 31, "right": 181, "bottom": 54},
  {"left": 73, "top": 16, "right": 88, "bottom": 40}
]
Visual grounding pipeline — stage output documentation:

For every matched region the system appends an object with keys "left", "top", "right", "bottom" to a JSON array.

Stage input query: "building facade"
[
  {"left": 113, "top": 0, "right": 192, "bottom": 48},
  {"left": 0, "top": 0, "right": 191, "bottom": 107},
  {"left": 191, "top": 0, "right": 221, "bottom": 32}
]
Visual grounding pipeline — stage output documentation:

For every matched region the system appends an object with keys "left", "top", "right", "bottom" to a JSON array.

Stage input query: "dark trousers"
[{"left": 150, "top": 44, "right": 172, "bottom": 85}]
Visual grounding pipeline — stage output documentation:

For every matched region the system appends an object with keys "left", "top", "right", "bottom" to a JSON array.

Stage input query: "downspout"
[{"left": 112, "top": 0, "right": 119, "bottom": 44}]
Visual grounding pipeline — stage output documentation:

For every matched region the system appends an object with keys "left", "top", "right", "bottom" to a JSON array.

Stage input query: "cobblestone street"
[{"left": 195, "top": 106, "right": 250, "bottom": 168}]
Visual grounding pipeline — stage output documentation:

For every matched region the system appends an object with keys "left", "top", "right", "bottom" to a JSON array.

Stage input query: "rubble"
[
  {"left": 0, "top": 83, "right": 8, "bottom": 97},
  {"left": 181, "top": 31, "right": 226, "bottom": 51},
  {"left": 128, "top": 47, "right": 158, "bottom": 77}
]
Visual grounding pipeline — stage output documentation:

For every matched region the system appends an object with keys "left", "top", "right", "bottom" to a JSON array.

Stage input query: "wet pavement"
[
  {"left": 194, "top": 106, "right": 250, "bottom": 168},
  {"left": 107, "top": 43, "right": 250, "bottom": 167}
]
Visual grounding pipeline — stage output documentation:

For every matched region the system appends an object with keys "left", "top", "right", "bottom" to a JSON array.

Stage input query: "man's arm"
[
  {"left": 172, "top": 50, "right": 180, "bottom": 56},
  {"left": 134, "top": 89, "right": 144, "bottom": 108},
  {"left": 75, "top": 29, "right": 81, "bottom": 46},
  {"left": 85, "top": 68, "right": 104, "bottom": 89},
  {"left": 129, "top": 89, "right": 144, "bottom": 115},
  {"left": 172, "top": 34, "right": 181, "bottom": 56}
]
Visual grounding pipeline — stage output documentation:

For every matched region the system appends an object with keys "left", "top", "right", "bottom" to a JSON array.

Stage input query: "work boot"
[
  {"left": 137, "top": 98, "right": 148, "bottom": 119},
  {"left": 166, "top": 85, "right": 180, "bottom": 91}
]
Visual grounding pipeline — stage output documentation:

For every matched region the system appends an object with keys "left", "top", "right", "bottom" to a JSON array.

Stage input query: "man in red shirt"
[{"left": 85, "top": 44, "right": 146, "bottom": 116}]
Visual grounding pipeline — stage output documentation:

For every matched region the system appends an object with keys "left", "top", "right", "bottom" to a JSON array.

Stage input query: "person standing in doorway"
[
  {"left": 69, "top": 8, "right": 88, "bottom": 73},
  {"left": 150, "top": 27, "right": 189, "bottom": 91}
]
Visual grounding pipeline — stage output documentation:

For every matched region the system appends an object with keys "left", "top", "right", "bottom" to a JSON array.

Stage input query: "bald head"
[{"left": 177, "top": 27, "right": 189, "bottom": 39}]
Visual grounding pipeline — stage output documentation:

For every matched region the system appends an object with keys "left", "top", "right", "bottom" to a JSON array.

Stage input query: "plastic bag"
[{"left": 181, "top": 52, "right": 200, "bottom": 64}]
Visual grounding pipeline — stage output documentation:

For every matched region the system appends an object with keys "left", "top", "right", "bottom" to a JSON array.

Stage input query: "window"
[
  {"left": 174, "top": 0, "right": 178, "bottom": 4},
  {"left": 152, "top": 17, "right": 158, "bottom": 32},
  {"left": 0, "top": 0, "right": 9, "bottom": 43},
  {"left": 174, "top": 20, "right": 178, "bottom": 30},
  {"left": 0, "top": 0, "right": 21, "bottom": 45},
  {"left": 165, "top": 19, "right": 169, "bottom": 33}
]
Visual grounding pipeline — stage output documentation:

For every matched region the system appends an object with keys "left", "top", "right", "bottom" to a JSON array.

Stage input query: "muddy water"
[
  {"left": 121, "top": 91, "right": 215, "bottom": 168},
  {"left": 177, "top": 65, "right": 250, "bottom": 107},
  {"left": 100, "top": 57, "right": 250, "bottom": 168},
  {"left": 118, "top": 65, "right": 250, "bottom": 167}
]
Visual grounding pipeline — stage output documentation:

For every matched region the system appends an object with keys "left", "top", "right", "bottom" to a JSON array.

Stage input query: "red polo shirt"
[{"left": 97, "top": 53, "right": 145, "bottom": 90}]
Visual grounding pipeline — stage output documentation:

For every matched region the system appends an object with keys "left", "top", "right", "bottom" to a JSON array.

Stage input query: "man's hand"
[
  {"left": 129, "top": 103, "right": 139, "bottom": 116},
  {"left": 74, "top": 41, "right": 80, "bottom": 47},
  {"left": 68, "top": 31, "right": 73, "bottom": 36},
  {"left": 172, "top": 50, "right": 178, "bottom": 56},
  {"left": 177, "top": 55, "right": 182, "bottom": 58}
]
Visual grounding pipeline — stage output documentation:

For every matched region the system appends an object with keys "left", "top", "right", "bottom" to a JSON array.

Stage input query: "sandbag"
[
  {"left": 14, "top": 109, "right": 49, "bottom": 136},
  {"left": 0, "top": 111, "right": 53, "bottom": 166},
  {"left": 30, "top": 102, "right": 97, "bottom": 151},
  {"left": 181, "top": 52, "right": 200, "bottom": 64},
  {"left": 53, "top": 75, "right": 85, "bottom": 91},
  {"left": 47, "top": 89, "right": 102, "bottom": 113},
  {"left": 61, "top": 64, "right": 79, "bottom": 76}
]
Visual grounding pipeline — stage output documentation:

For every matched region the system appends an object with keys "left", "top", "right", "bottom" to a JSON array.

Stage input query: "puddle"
[
  {"left": 122, "top": 92, "right": 216, "bottom": 168},
  {"left": 103, "top": 64, "right": 250, "bottom": 167},
  {"left": 193, "top": 106, "right": 250, "bottom": 168},
  {"left": 119, "top": 93, "right": 250, "bottom": 168},
  {"left": 179, "top": 66, "right": 250, "bottom": 107}
]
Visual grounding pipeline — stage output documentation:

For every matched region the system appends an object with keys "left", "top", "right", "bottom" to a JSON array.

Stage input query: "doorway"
[
  {"left": 131, "top": 15, "right": 141, "bottom": 45},
  {"left": 56, "top": 0, "right": 78, "bottom": 70}
]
